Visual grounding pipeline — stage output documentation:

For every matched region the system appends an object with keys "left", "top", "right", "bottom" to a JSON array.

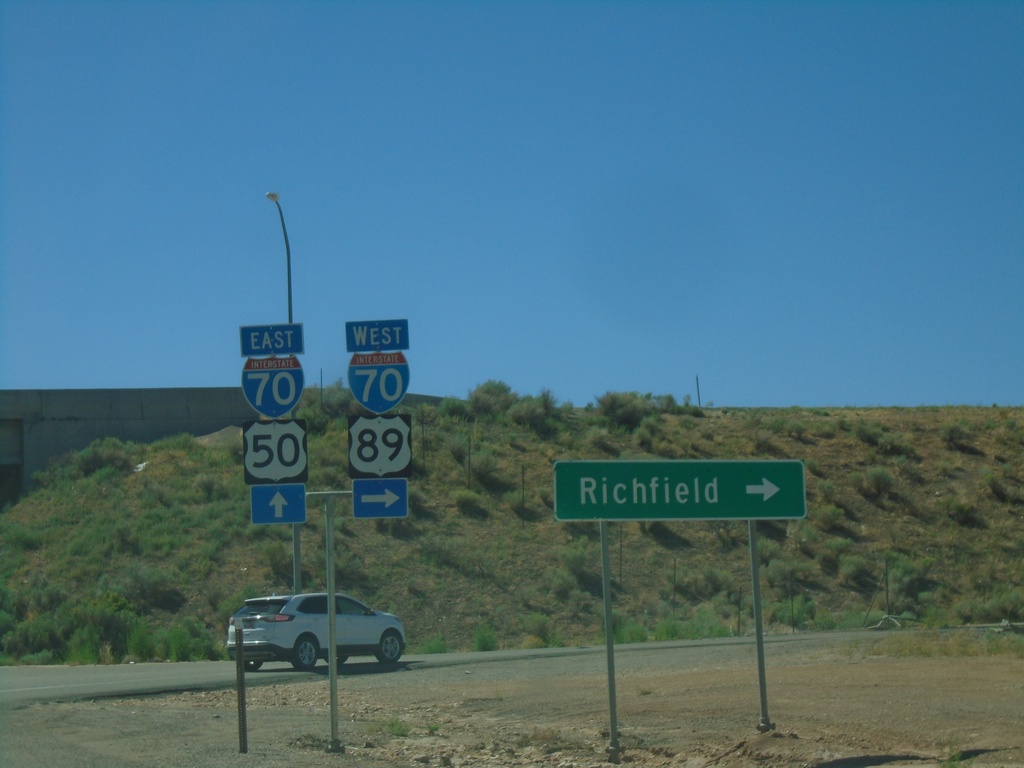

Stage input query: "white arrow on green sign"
[{"left": 553, "top": 460, "right": 806, "bottom": 522}]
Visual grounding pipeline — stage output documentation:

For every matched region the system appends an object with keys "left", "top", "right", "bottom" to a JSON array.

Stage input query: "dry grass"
[{"left": 2, "top": 395, "right": 1022, "bottom": 662}]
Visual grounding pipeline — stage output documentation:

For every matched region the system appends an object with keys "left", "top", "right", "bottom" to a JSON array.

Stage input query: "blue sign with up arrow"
[
  {"left": 251, "top": 483, "right": 307, "bottom": 524},
  {"left": 352, "top": 478, "right": 408, "bottom": 519}
]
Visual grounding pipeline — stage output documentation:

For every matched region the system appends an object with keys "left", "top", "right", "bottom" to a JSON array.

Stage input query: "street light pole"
[
  {"left": 265, "top": 192, "right": 293, "bottom": 323},
  {"left": 266, "top": 192, "right": 301, "bottom": 594}
]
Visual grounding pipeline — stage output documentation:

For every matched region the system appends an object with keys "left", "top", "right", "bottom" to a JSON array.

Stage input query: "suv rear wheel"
[{"left": 292, "top": 634, "right": 320, "bottom": 671}]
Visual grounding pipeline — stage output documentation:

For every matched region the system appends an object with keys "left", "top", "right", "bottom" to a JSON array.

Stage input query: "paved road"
[{"left": 0, "top": 630, "right": 872, "bottom": 709}]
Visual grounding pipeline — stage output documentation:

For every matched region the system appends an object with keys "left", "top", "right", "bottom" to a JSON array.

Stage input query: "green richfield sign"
[{"left": 553, "top": 459, "right": 806, "bottom": 522}]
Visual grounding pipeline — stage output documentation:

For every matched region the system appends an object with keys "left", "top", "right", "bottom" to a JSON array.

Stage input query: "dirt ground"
[{"left": 2, "top": 644, "right": 1023, "bottom": 768}]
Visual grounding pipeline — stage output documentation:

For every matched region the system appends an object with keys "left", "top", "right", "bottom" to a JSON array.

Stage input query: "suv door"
[
  {"left": 294, "top": 594, "right": 329, "bottom": 647},
  {"left": 336, "top": 595, "right": 378, "bottom": 646}
]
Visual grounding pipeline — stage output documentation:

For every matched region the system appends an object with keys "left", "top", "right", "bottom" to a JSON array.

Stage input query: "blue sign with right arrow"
[{"left": 352, "top": 478, "right": 408, "bottom": 518}]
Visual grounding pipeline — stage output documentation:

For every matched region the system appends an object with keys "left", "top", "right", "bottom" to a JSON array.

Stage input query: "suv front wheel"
[
  {"left": 375, "top": 629, "right": 403, "bottom": 664},
  {"left": 292, "top": 634, "right": 320, "bottom": 671}
]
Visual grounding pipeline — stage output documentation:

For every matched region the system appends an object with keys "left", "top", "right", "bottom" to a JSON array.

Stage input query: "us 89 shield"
[{"left": 348, "top": 414, "right": 412, "bottom": 478}]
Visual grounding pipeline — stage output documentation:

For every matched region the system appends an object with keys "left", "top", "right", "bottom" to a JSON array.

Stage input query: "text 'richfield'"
[{"left": 579, "top": 475, "right": 719, "bottom": 507}]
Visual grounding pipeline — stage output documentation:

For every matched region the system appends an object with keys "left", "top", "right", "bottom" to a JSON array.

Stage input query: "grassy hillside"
[{"left": 1, "top": 384, "right": 1022, "bottom": 664}]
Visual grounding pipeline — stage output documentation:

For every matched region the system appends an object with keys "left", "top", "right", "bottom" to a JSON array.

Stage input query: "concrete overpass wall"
[{"left": 0, "top": 388, "right": 253, "bottom": 501}]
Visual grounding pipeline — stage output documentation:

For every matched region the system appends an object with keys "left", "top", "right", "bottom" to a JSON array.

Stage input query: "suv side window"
[
  {"left": 337, "top": 596, "right": 368, "bottom": 616},
  {"left": 298, "top": 595, "right": 328, "bottom": 614}
]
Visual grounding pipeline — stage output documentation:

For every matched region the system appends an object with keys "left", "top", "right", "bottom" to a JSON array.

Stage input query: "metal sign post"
[
  {"left": 234, "top": 625, "right": 247, "bottom": 754},
  {"left": 748, "top": 520, "right": 775, "bottom": 732},
  {"left": 599, "top": 522, "right": 620, "bottom": 761},
  {"left": 308, "top": 490, "right": 351, "bottom": 754}
]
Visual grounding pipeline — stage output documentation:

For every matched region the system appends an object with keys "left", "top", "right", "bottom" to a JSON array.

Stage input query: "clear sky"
[{"left": 2, "top": 1, "right": 1021, "bottom": 408}]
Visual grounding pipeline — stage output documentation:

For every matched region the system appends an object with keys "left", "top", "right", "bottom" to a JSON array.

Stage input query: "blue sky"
[{"left": 2, "top": 1, "right": 1021, "bottom": 408}]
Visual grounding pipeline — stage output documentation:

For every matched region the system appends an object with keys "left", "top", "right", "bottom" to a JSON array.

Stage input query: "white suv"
[{"left": 226, "top": 593, "right": 406, "bottom": 671}]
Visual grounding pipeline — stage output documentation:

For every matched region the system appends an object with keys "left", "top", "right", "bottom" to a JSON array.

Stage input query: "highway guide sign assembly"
[
  {"left": 239, "top": 322, "right": 308, "bottom": 524},
  {"left": 554, "top": 458, "right": 805, "bottom": 746},
  {"left": 344, "top": 318, "right": 414, "bottom": 515},
  {"left": 553, "top": 459, "right": 806, "bottom": 522},
  {"left": 241, "top": 355, "right": 304, "bottom": 419}
]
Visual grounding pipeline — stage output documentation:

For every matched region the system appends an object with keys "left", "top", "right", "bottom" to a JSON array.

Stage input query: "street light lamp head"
[{"left": 266, "top": 192, "right": 280, "bottom": 202}]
